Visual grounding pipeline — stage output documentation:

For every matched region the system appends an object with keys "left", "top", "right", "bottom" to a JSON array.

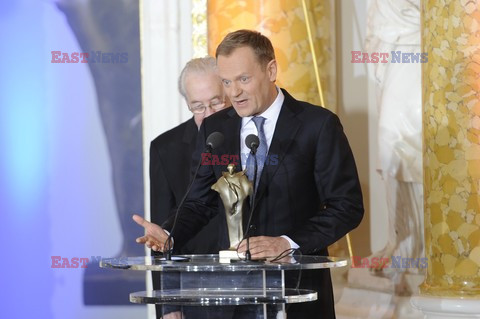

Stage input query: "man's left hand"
[{"left": 237, "top": 236, "right": 290, "bottom": 260}]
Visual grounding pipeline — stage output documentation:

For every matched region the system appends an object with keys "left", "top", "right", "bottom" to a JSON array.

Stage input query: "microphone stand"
[
  {"left": 244, "top": 147, "right": 258, "bottom": 261},
  {"left": 164, "top": 151, "right": 205, "bottom": 261},
  {"left": 164, "top": 132, "right": 223, "bottom": 261}
]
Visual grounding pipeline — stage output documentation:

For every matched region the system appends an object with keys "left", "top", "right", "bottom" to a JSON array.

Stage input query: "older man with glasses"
[{"left": 149, "top": 56, "right": 230, "bottom": 319}]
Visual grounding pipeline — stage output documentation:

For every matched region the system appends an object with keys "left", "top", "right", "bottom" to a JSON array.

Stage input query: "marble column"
[
  {"left": 207, "top": 0, "right": 336, "bottom": 111},
  {"left": 412, "top": 0, "right": 480, "bottom": 317}
]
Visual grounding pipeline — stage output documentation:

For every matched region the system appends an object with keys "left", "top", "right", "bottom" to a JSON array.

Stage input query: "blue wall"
[
  {"left": 0, "top": 1, "right": 52, "bottom": 318},
  {"left": 0, "top": 1, "right": 145, "bottom": 318}
]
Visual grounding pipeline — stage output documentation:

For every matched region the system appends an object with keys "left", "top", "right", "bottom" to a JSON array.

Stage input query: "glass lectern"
[{"left": 100, "top": 254, "right": 347, "bottom": 318}]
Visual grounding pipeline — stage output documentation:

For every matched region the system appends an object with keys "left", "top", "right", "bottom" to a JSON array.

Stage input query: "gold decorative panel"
[
  {"left": 207, "top": 0, "right": 336, "bottom": 110},
  {"left": 192, "top": 0, "right": 208, "bottom": 58},
  {"left": 421, "top": 0, "right": 480, "bottom": 297}
]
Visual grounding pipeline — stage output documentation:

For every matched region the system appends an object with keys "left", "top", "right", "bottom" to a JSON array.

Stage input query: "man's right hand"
[
  {"left": 162, "top": 311, "right": 183, "bottom": 319},
  {"left": 132, "top": 214, "right": 169, "bottom": 252}
]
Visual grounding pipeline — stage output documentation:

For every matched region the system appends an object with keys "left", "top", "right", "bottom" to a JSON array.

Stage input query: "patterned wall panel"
[
  {"left": 207, "top": 0, "right": 336, "bottom": 110},
  {"left": 422, "top": 0, "right": 480, "bottom": 297}
]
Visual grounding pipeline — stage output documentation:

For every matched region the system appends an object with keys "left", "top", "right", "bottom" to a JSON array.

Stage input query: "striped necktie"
[{"left": 246, "top": 116, "right": 267, "bottom": 189}]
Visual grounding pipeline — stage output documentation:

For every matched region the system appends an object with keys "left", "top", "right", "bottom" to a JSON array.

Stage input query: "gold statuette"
[{"left": 211, "top": 163, "right": 253, "bottom": 250}]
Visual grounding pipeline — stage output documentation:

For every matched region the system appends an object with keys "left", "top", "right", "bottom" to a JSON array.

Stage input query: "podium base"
[{"left": 411, "top": 295, "right": 480, "bottom": 318}]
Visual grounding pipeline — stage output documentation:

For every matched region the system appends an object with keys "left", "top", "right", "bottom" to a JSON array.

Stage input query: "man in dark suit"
[
  {"left": 150, "top": 56, "right": 227, "bottom": 254},
  {"left": 149, "top": 56, "right": 228, "bottom": 319},
  {"left": 135, "top": 30, "right": 364, "bottom": 319}
]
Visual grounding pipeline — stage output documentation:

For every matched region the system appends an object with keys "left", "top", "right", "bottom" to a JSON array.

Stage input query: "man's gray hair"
[{"left": 178, "top": 56, "right": 217, "bottom": 99}]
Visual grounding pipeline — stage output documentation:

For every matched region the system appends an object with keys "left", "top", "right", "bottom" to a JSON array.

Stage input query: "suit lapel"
[
  {"left": 254, "top": 91, "right": 302, "bottom": 207},
  {"left": 181, "top": 117, "right": 199, "bottom": 183},
  {"left": 217, "top": 108, "right": 242, "bottom": 174},
  {"left": 182, "top": 117, "right": 198, "bottom": 146}
]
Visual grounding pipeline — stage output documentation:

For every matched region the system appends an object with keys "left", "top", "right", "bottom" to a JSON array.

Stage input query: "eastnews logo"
[
  {"left": 352, "top": 256, "right": 428, "bottom": 269},
  {"left": 351, "top": 51, "right": 428, "bottom": 63},
  {"left": 50, "top": 256, "right": 126, "bottom": 268},
  {"left": 201, "top": 153, "right": 279, "bottom": 166},
  {"left": 51, "top": 51, "right": 128, "bottom": 63}
]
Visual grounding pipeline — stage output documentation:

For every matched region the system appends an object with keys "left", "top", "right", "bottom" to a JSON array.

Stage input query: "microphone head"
[
  {"left": 206, "top": 132, "right": 224, "bottom": 151},
  {"left": 245, "top": 134, "right": 259, "bottom": 150}
]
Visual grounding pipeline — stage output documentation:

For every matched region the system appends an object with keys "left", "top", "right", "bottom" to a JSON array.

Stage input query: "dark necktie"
[{"left": 246, "top": 116, "right": 267, "bottom": 189}]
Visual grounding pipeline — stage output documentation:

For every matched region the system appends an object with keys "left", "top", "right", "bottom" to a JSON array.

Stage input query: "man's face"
[
  {"left": 217, "top": 46, "right": 277, "bottom": 118},
  {"left": 185, "top": 71, "right": 226, "bottom": 128}
]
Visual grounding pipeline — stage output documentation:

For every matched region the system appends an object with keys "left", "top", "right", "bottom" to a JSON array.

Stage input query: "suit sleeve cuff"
[
  {"left": 163, "top": 230, "right": 174, "bottom": 249},
  {"left": 281, "top": 235, "right": 299, "bottom": 250}
]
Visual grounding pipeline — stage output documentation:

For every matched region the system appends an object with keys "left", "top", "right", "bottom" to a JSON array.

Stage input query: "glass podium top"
[{"left": 100, "top": 254, "right": 348, "bottom": 272}]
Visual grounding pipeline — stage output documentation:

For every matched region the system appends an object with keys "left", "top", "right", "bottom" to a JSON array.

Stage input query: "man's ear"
[{"left": 267, "top": 59, "right": 277, "bottom": 82}]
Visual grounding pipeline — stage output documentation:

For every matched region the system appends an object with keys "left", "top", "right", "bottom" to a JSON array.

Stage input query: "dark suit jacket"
[
  {"left": 163, "top": 90, "right": 364, "bottom": 318},
  {"left": 150, "top": 117, "right": 222, "bottom": 254},
  {"left": 150, "top": 117, "right": 222, "bottom": 318}
]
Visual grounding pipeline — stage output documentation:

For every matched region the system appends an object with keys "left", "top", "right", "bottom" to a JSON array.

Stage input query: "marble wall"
[{"left": 422, "top": 0, "right": 480, "bottom": 297}]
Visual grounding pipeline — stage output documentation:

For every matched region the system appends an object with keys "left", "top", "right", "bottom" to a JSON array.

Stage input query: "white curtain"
[{"left": 140, "top": 1, "right": 193, "bottom": 317}]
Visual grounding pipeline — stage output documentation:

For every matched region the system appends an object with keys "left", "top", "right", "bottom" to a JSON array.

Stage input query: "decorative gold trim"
[
  {"left": 192, "top": 0, "right": 208, "bottom": 58},
  {"left": 302, "top": 0, "right": 352, "bottom": 258},
  {"left": 345, "top": 233, "right": 353, "bottom": 260},
  {"left": 301, "top": 0, "right": 325, "bottom": 108}
]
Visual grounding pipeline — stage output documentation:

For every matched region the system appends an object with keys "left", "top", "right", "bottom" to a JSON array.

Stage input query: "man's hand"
[
  {"left": 237, "top": 236, "right": 291, "bottom": 260},
  {"left": 132, "top": 214, "right": 169, "bottom": 252}
]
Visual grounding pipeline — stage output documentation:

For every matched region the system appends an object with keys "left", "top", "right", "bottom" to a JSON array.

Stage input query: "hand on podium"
[
  {"left": 132, "top": 214, "right": 169, "bottom": 252},
  {"left": 237, "top": 236, "right": 290, "bottom": 260},
  {"left": 161, "top": 311, "right": 182, "bottom": 319}
]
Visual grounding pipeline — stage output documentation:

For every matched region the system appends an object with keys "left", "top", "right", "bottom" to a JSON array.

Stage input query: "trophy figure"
[{"left": 211, "top": 163, "right": 253, "bottom": 260}]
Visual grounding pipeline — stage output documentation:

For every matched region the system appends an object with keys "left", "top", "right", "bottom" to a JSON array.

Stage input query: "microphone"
[
  {"left": 243, "top": 134, "right": 260, "bottom": 261},
  {"left": 164, "top": 131, "right": 224, "bottom": 260},
  {"left": 206, "top": 131, "right": 224, "bottom": 153},
  {"left": 245, "top": 134, "right": 259, "bottom": 155}
]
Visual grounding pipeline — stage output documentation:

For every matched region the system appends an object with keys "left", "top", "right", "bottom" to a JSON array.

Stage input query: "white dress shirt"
[{"left": 240, "top": 88, "right": 284, "bottom": 168}]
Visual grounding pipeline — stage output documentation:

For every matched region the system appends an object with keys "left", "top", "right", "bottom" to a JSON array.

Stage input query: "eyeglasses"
[{"left": 189, "top": 99, "right": 226, "bottom": 114}]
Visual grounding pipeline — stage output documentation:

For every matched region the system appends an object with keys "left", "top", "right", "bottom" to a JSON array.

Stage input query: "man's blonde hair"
[{"left": 215, "top": 29, "right": 275, "bottom": 68}]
